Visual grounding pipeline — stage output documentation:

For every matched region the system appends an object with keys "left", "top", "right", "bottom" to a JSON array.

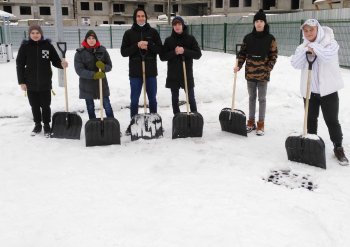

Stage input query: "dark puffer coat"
[
  {"left": 160, "top": 27, "right": 201, "bottom": 89},
  {"left": 74, "top": 45, "right": 112, "bottom": 99},
  {"left": 120, "top": 8, "right": 162, "bottom": 78},
  {"left": 16, "top": 39, "right": 63, "bottom": 91}
]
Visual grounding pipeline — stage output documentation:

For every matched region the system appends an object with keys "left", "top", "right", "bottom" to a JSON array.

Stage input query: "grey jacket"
[{"left": 74, "top": 45, "right": 112, "bottom": 99}]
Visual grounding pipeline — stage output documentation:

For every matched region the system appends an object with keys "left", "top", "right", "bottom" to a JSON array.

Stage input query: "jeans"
[
  {"left": 85, "top": 96, "right": 114, "bottom": 119},
  {"left": 27, "top": 90, "right": 51, "bottom": 124},
  {"left": 129, "top": 77, "right": 157, "bottom": 118},
  {"left": 304, "top": 92, "right": 343, "bottom": 146},
  {"left": 171, "top": 87, "right": 197, "bottom": 115},
  {"left": 247, "top": 80, "right": 268, "bottom": 121}
]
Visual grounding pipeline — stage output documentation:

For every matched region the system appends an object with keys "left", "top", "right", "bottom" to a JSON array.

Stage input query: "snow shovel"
[
  {"left": 172, "top": 56, "right": 204, "bottom": 139},
  {"left": 51, "top": 42, "right": 82, "bottom": 139},
  {"left": 219, "top": 44, "right": 247, "bottom": 137},
  {"left": 285, "top": 52, "right": 326, "bottom": 169},
  {"left": 130, "top": 54, "right": 163, "bottom": 141},
  {"left": 85, "top": 62, "right": 120, "bottom": 147}
]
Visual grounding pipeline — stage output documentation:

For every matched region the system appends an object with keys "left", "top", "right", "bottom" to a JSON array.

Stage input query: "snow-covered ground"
[{"left": 1, "top": 49, "right": 349, "bottom": 247}]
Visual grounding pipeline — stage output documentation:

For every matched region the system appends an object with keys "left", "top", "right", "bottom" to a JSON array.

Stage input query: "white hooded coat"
[{"left": 290, "top": 21, "right": 344, "bottom": 98}]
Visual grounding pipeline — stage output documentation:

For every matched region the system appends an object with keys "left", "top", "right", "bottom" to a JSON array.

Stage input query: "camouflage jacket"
[{"left": 237, "top": 31, "right": 278, "bottom": 83}]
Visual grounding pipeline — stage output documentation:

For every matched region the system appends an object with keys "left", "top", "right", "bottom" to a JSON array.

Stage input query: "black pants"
[
  {"left": 171, "top": 87, "right": 197, "bottom": 115},
  {"left": 27, "top": 90, "right": 51, "bottom": 125},
  {"left": 304, "top": 92, "right": 343, "bottom": 146}
]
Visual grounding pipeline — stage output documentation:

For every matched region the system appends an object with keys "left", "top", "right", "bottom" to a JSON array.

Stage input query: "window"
[
  {"left": 154, "top": 4, "right": 164, "bottom": 12},
  {"left": 230, "top": 0, "right": 239, "bottom": 7},
  {"left": 138, "top": 4, "right": 144, "bottom": 9},
  {"left": 103, "top": 21, "right": 108, "bottom": 24},
  {"left": 94, "top": 2, "right": 102, "bottom": 11},
  {"left": 244, "top": 0, "right": 252, "bottom": 7},
  {"left": 114, "top": 21, "right": 125, "bottom": 24},
  {"left": 3, "top": 6, "right": 12, "bottom": 13},
  {"left": 62, "top": 7, "right": 69, "bottom": 15},
  {"left": 173, "top": 4, "right": 178, "bottom": 13},
  {"left": 81, "top": 2, "right": 89, "bottom": 11},
  {"left": 216, "top": 0, "right": 223, "bottom": 8},
  {"left": 291, "top": 0, "right": 299, "bottom": 9},
  {"left": 20, "top": 6, "right": 31, "bottom": 15},
  {"left": 40, "top": 7, "right": 51, "bottom": 15},
  {"left": 113, "top": 4, "right": 125, "bottom": 12}
]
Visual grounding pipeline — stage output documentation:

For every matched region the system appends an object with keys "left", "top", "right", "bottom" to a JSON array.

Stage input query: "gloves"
[
  {"left": 93, "top": 71, "right": 105, "bottom": 80},
  {"left": 96, "top": 60, "right": 105, "bottom": 71}
]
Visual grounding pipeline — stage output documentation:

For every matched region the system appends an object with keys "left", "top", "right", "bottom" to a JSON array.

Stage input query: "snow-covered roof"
[{"left": 0, "top": 10, "right": 15, "bottom": 18}]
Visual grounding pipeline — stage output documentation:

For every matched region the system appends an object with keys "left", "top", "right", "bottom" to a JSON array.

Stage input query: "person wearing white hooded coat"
[{"left": 291, "top": 19, "right": 348, "bottom": 166}]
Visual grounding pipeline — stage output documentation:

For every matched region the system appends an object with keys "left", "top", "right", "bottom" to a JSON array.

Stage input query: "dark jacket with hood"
[
  {"left": 74, "top": 41, "right": 112, "bottom": 99},
  {"left": 160, "top": 19, "right": 202, "bottom": 89},
  {"left": 237, "top": 24, "right": 278, "bottom": 83},
  {"left": 16, "top": 38, "right": 63, "bottom": 91},
  {"left": 120, "top": 8, "right": 162, "bottom": 78}
]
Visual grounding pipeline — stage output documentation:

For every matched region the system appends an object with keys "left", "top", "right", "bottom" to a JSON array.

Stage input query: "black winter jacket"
[
  {"left": 16, "top": 39, "right": 63, "bottom": 91},
  {"left": 120, "top": 23, "right": 162, "bottom": 78},
  {"left": 74, "top": 45, "right": 112, "bottom": 99},
  {"left": 160, "top": 30, "right": 201, "bottom": 89}
]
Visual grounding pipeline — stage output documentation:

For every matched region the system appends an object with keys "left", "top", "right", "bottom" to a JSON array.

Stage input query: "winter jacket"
[
  {"left": 16, "top": 39, "right": 63, "bottom": 91},
  {"left": 120, "top": 23, "right": 162, "bottom": 78},
  {"left": 160, "top": 29, "right": 202, "bottom": 89},
  {"left": 290, "top": 24, "right": 344, "bottom": 97},
  {"left": 237, "top": 31, "right": 278, "bottom": 83},
  {"left": 74, "top": 45, "right": 112, "bottom": 99}
]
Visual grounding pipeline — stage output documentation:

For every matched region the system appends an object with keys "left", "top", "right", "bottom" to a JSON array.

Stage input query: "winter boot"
[
  {"left": 43, "top": 124, "right": 51, "bottom": 138},
  {"left": 246, "top": 119, "right": 256, "bottom": 133},
  {"left": 334, "top": 147, "right": 349, "bottom": 166},
  {"left": 31, "top": 123, "right": 42, "bottom": 136},
  {"left": 125, "top": 123, "right": 131, "bottom": 136},
  {"left": 256, "top": 121, "right": 265, "bottom": 136}
]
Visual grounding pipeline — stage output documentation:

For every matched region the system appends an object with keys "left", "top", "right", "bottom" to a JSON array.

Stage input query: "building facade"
[{"left": 1, "top": 0, "right": 349, "bottom": 26}]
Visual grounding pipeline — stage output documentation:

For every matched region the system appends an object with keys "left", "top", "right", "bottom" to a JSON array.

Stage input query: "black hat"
[
  {"left": 172, "top": 16, "right": 185, "bottom": 26},
  {"left": 85, "top": 30, "right": 98, "bottom": 42},
  {"left": 253, "top": 9, "right": 267, "bottom": 23}
]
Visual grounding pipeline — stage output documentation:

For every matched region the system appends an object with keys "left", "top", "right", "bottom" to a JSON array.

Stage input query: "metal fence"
[{"left": 1, "top": 19, "right": 350, "bottom": 67}]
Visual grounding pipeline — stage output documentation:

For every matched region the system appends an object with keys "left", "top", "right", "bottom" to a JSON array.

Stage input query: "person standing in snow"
[
  {"left": 160, "top": 16, "right": 202, "bottom": 115},
  {"left": 291, "top": 19, "right": 348, "bottom": 166},
  {"left": 16, "top": 25, "right": 68, "bottom": 137},
  {"left": 234, "top": 9, "right": 278, "bottom": 136},
  {"left": 74, "top": 30, "right": 114, "bottom": 120},
  {"left": 120, "top": 8, "right": 162, "bottom": 135}
]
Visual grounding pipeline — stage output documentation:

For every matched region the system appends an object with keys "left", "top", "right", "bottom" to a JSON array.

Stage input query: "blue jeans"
[
  {"left": 85, "top": 96, "right": 114, "bottom": 119},
  {"left": 171, "top": 87, "right": 197, "bottom": 115},
  {"left": 129, "top": 77, "right": 157, "bottom": 118}
]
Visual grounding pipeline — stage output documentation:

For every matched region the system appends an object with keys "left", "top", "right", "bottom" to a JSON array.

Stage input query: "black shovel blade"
[
  {"left": 285, "top": 134, "right": 326, "bottom": 169},
  {"left": 130, "top": 113, "right": 163, "bottom": 141},
  {"left": 85, "top": 117, "right": 121, "bottom": 147},
  {"left": 51, "top": 112, "right": 82, "bottom": 139},
  {"left": 219, "top": 108, "right": 247, "bottom": 137},
  {"left": 172, "top": 112, "right": 204, "bottom": 139}
]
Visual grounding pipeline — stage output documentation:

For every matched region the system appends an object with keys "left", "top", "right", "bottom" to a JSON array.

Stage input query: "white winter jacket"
[{"left": 290, "top": 24, "right": 344, "bottom": 98}]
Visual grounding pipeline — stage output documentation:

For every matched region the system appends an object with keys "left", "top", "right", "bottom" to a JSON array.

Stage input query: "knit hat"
[
  {"left": 172, "top": 16, "right": 185, "bottom": 26},
  {"left": 28, "top": 25, "right": 43, "bottom": 36},
  {"left": 253, "top": 9, "right": 267, "bottom": 23},
  {"left": 84, "top": 30, "right": 98, "bottom": 42}
]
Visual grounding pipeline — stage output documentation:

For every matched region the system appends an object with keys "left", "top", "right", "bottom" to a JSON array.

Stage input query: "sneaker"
[
  {"left": 31, "top": 123, "right": 42, "bottom": 136},
  {"left": 43, "top": 124, "right": 51, "bottom": 138},
  {"left": 125, "top": 124, "right": 131, "bottom": 136},
  {"left": 334, "top": 147, "right": 349, "bottom": 166},
  {"left": 246, "top": 119, "right": 256, "bottom": 133},
  {"left": 256, "top": 121, "right": 265, "bottom": 136}
]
